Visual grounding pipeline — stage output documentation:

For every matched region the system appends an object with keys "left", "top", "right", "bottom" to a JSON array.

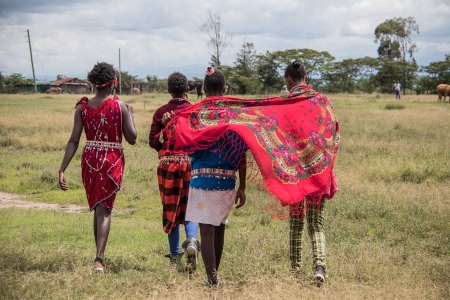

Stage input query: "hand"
[
  {"left": 234, "top": 187, "right": 246, "bottom": 209},
  {"left": 162, "top": 111, "right": 175, "bottom": 126},
  {"left": 59, "top": 170, "right": 68, "bottom": 191}
]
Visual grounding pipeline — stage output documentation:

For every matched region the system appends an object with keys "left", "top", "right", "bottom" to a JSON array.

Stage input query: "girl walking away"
[
  {"left": 171, "top": 63, "right": 339, "bottom": 287},
  {"left": 284, "top": 61, "right": 339, "bottom": 286},
  {"left": 58, "top": 62, "right": 137, "bottom": 273},
  {"left": 149, "top": 71, "right": 200, "bottom": 273},
  {"left": 184, "top": 67, "right": 248, "bottom": 285}
]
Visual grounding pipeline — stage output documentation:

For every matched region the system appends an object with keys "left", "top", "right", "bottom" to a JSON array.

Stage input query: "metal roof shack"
[
  {"left": 15, "top": 84, "right": 52, "bottom": 93},
  {"left": 52, "top": 78, "right": 92, "bottom": 94}
]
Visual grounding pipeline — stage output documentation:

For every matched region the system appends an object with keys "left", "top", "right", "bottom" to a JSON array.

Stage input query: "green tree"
[
  {"left": 256, "top": 51, "right": 282, "bottom": 94},
  {"left": 374, "top": 59, "right": 418, "bottom": 93},
  {"left": 0, "top": 72, "right": 4, "bottom": 93},
  {"left": 323, "top": 59, "right": 360, "bottom": 93},
  {"left": 234, "top": 40, "right": 257, "bottom": 77},
  {"left": 117, "top": 70, "right": 140, "bottom": 95},
  {"left": 230, "top": 41, "right": 261, "bottom": 94},
  {"left": 356, "top": 57, "right": 382, "bottom": 93},
  {"left": 414, "top": 74, "right": 435, "bottom": 95},
  {"left": 421, "top": 60, "right": 450, "bottom": 85},
  {"left": 374, "top": 17, "right": 420, "bottom": 94},
  {"left": 3, "top": 73, "right": 34, "bottom": 93},
  {"left": 146, "top": 75, "right": 167, "bottom": 93},
  {"left": 273, "top": 48, "right": 335, "bottom": 90}
]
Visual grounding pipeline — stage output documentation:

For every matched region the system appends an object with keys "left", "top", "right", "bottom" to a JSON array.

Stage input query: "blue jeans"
[{"left": 168, "top": 221, "right": 198, "bottom": 254}]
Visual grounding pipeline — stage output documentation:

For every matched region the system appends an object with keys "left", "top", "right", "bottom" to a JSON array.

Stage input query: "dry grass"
[{"left": 0, "top": 92, "right": 449, "bottom": 299}]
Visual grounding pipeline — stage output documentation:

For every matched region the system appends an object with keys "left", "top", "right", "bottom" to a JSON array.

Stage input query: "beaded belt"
[
  {"left": 191, "top": 168, "right": 236, "bottom": 177},
  {"left": 85, "top": 140, "right": 123, "bottom": 150},
  {"left": 159, "top": 155, "right": 190, "bottom": 163}
]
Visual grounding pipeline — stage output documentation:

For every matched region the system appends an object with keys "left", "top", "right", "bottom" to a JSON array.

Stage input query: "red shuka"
[{"left": 77, "top": 95, "right": 124, "bottom": 211}]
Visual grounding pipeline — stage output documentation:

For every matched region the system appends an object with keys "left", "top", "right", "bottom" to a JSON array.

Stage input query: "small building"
[
  {"left": 15, "top": 84, "right": 52, "bottom": 93},
  {"left": 52, "top": 77, "right": 92, "bottom": 94},
  {"left": 131, "top": 82, "right": 149, "bottom": 94}
]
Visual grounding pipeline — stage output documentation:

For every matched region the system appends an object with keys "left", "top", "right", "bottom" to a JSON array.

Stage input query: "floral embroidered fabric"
[{"left": 170, "top": 87, "right": 340, "bottom": 219}]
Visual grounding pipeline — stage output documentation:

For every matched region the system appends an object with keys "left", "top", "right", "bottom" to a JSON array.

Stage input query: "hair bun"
[
  {"left": 205, "top": 66, "right": 215, "bottom": 76},
  {"left": 293, "top": 61, "right": 301, "bottom": 69}
]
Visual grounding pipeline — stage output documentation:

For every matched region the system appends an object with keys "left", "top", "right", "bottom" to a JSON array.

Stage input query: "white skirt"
[{"left": 186, "top": 187, "right": 236, "bottom": 226}]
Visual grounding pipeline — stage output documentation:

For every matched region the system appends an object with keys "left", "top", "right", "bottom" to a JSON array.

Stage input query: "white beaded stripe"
[
  {"left": 85, "top": 140, "right": 123, "bottom": 150},
  {"left": 191, "top": 168, "right": 236, "bottom": 177}
]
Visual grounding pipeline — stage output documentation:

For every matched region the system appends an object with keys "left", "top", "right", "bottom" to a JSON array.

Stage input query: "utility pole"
[
  {"left": 26, "top": 29, "right": 37, "bottom": 93},
  {"left": 118, "top": 48, "right": 122, "bottom": 95}
]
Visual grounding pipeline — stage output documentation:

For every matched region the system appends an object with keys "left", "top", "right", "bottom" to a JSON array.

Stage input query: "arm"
[
  {"left": 149, "top": 109, "right": 164, "bottom": 151},
  {"left": 235, "top": 152, "right": 247, "bottom": 209},
  {"left": 120, "top": 101, "right": 137, "bottom": 145},
  {"left": 59, "top": 105, "right": 84, "bottom": 191}
]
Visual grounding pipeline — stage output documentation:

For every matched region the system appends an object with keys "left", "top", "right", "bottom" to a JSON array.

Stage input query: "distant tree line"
[
  {"left": 1, "top": 17, "right": 449, "bottom": 95},
  {"left": 203, "top": 15, "right": 450, "bottom": 95}
]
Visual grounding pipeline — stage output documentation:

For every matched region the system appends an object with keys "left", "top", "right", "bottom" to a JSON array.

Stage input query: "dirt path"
[{"left": 0, "top": 192, "right": 85, "bottom": 213}]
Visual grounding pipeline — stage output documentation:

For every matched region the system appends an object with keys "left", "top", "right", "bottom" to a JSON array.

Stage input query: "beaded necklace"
[
  {"left": 290, "top": 84, "right": 308, "bottom": 93},
  {"left": 169, "top": 97, "right": 187, "bottom": 104}
]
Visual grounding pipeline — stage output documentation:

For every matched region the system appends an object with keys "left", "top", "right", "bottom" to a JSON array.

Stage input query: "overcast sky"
[{"left": 0, "top": 0, "right": 449, "bottom": 82}]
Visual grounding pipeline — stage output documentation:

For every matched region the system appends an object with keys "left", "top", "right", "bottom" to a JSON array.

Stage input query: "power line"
[
  {"left": 0, "top": 11, "right": 21, "bottom": 32},
  {"left": 31, "top": 42, "right": 47, "bottom": 82},
  {"left": 0, "top": 30, "right": 23, "bottom": 43},
  {"left": 0, "top": 19, "right": 25, "bottom": 40}
]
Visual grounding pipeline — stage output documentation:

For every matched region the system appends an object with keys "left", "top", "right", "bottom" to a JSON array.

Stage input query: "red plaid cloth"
[{"left": 157, "top": 158, "right": 191, "bottom": 234}]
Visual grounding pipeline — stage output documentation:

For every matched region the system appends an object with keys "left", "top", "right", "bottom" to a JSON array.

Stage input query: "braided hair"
[
  {"left": 284, "top": 61, "right": 307, "bottom": 82},
  {"left": 87, "top": 62, "right": 116, "bottom": 87},
  {"left": 204, "top": 67, "right": 225, "bottom": 94},
  {"left": 167, "top": 72, "right": 188, "bottom": 96}
]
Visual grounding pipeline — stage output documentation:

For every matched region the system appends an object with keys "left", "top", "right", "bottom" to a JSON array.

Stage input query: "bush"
[{"left": 385, "top": 104, "right": 405, "bottom": 110}]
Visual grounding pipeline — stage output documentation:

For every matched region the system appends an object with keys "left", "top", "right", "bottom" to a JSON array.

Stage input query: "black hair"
[
  {"left": 204, "top": 67, "right": 225, "bottom": 94},
  {"left": 87, "top": 62, "right": 116, "bottom": 86},
  {"left": 284, "top": 61, "right": 307, "bottom": 81},
  {"left": 167, "top": 72, "right": 188, "bottom": 94}
]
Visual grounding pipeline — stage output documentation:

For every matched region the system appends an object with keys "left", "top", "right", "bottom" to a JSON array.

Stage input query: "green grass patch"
[{"left": 0, "top": 93, "right": 449, "bottom": 299}]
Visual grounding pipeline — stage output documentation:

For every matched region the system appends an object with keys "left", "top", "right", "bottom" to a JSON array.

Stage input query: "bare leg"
[
  {"left": 200, "top": 223, "right": 218, "bottom": 284},
  {"left": 93, "top": 211, "right": 98, "bottom": 249},
  {"left": 94, "top": 205, "right": 111, "bottom": 259},
  {"left": 214, "top": 224, "right": 225, "bottom": 270}
]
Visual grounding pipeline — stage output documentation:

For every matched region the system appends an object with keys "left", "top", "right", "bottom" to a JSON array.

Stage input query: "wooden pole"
[
  {"left": 26, "top": 29, "right": 37, "bottom": 93},
  {"left": 119, "top": 48, "right": 122, "bottom": 95}
]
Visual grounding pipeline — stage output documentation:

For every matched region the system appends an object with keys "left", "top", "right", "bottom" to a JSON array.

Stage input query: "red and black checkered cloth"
[{"left": 157, "top": 160, "right": 191, "bottom": 234}]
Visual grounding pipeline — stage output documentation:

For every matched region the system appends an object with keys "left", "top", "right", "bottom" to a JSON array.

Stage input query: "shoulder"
[
  {"left": 155, "top": 103, "right": 171, "bottom": 114},
  {"left": 116, "top": 99, "right": 126, "bottom": 109},
  {"left": 74, "top": 96, "right": 88, "bottom": 108}
]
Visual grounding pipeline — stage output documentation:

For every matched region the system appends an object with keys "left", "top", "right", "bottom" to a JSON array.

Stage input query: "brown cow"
[
  {"left": 46, "top": 87, "right": 62, "bottom": 94},
  {"left": 437, "top": 84, "right": 450, "bottom": 102},
  {"left": 132, "top": 87, "right": 140, "bottom": 95}
]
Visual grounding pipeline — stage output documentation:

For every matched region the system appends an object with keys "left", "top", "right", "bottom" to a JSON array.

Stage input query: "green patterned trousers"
[{"left": 289, "top": 201, "right": 326, "bottom": 272}]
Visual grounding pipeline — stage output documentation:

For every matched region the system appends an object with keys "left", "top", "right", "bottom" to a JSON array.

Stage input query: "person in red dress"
[{"left": 58, "top": 62, "right": 137, "bottom": 273}]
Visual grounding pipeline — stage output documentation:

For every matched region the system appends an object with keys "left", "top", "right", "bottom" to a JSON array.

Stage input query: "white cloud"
[{"left": 0, "top": 0, "right": 449, "bottom": 80}]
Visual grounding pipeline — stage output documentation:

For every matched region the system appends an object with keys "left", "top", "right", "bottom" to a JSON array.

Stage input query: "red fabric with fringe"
[{"left": 170, "top": 86, "right": 340, "bottom": 219}]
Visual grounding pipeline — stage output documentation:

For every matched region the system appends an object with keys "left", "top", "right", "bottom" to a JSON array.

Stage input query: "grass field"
[{"left": 0, "top": 92, "right": 449, "bottom": 299}]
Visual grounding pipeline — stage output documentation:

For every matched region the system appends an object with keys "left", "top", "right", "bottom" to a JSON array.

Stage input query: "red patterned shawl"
[{"left": 171, "top": 86, "right": 340, "bottom": 218}]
